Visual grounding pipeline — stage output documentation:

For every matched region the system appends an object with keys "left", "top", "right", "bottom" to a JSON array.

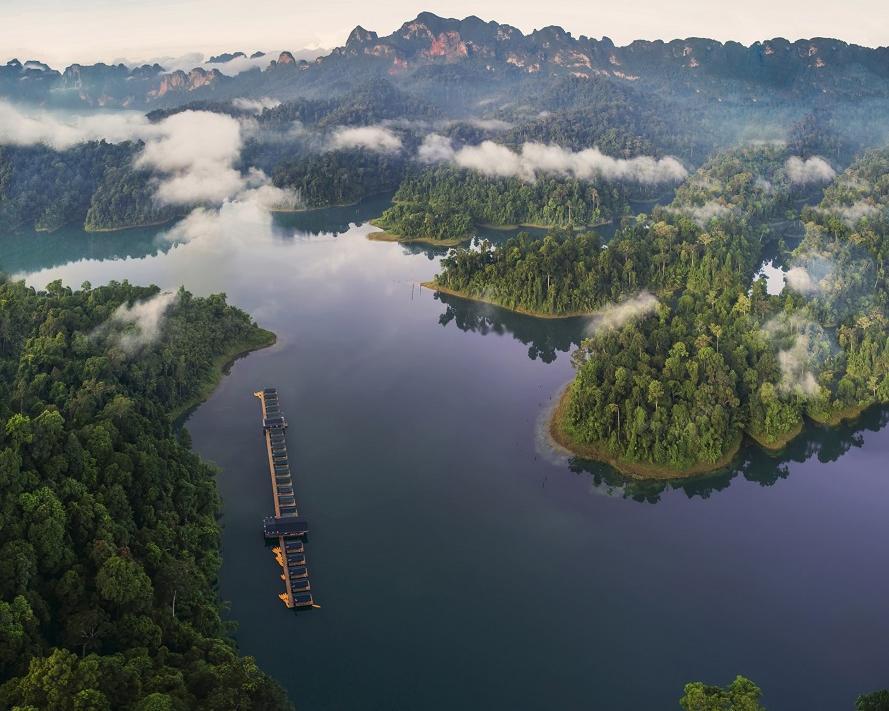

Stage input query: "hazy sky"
[{"left": 2, "top": 0, "right": 886, "bottom": 68}]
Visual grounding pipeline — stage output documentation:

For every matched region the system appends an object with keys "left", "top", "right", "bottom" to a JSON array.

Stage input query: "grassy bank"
[
  {"left": 548, "top": 384, "right": 743, "bottom": 479},
  {"left": 169, "top": 326, "right": 277, "bottom": 424},
  {"left": 421, "top": 280, "right": 595, "bottom": 319}
]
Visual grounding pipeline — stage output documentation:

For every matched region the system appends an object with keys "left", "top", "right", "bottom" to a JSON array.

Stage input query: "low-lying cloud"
[
  {"left": 101, "top": 290, "right": 179, "bottom": 355},
  {"left": 585, "top": 291, "right": 659, "bottom": 336},
  {"left": 419, "top": 135, "right": 687, "bottom": 184},
  {"left": 328, "top": 125, "right": 402, "bottom": 153},
  {"left": 232, "top": 97, "right": 282, "bottom": 113},
  {"left": 0, "top": 99, "right": 153, "bottom": 150},
  {"left": 762, "top": 316, "right": 825, "bottom": 397},
  {"left": 777, "top": 333, "right": 821, "bottom": 396},
  {"left": 162, "top": 176, "right": 298, "bottom": 242},
  {"left": 784, "top": 254, "right": 835, "bottom": 296},
  {"left": 0, "top": 101, "right": 275, "bottom": 206},
  {"left": 136, "top": 111, "right": 247, "bottom": 204},
  {"left": 785, "top": 156, "right": 836, "bottom": 185},
  {"left": 117, "top": 49, "right": 324, "bottom": 76},
  {"left": 463, "top": 118, "right": 513, "bottom": 131},
  {"left": 833, "top": 200, "right": 881, "bottom": 227},
  {"left": 679, "top": 201, "right": 732, "bottom": 228}
]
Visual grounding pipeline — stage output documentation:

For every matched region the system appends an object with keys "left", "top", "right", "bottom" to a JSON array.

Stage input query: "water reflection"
[
  {"left": 434, "top": 290, "right": 585, "bottom": 363},
  {"left": 270, "top": 193, "right": 394, "bottom": 238},
  {"left": 0, "top": 223, "right": 172, "bottom": 274},
  {"left": 567, "top": 404, "right": 889, "bottom": 503}
]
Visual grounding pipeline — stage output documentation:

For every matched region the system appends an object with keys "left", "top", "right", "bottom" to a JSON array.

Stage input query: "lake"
[{"left": 5, "top": 197, "right": 889, "bottom": 710}]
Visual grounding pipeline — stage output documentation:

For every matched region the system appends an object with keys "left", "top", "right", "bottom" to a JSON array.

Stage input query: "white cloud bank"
[
  {"left": 135, "top": 111, "right": 246, "bottom": 204},
  {"left": 419, "top": 134, "right": 687, "bottom": 184},
  {"left": 0, "top": 101, "right": 297, "bottom": 207},
  {"left": 0, "top": 100, "right": 153, "bottom": 150},
  {"left": 785, "top": 156, "right": 836, "bottom": 185},
  {"left": 328, "top": 125, "right": 402, "bottom": 153}
]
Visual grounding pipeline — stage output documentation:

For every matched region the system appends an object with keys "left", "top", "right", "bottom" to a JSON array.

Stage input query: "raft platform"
[{"left": 254, "top": 387, "right": 317, "bottom": 610}]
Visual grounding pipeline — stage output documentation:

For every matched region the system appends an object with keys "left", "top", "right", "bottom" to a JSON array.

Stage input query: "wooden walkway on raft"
[{"left": 254, "top": 387, "right": 317, "bottom": 610}]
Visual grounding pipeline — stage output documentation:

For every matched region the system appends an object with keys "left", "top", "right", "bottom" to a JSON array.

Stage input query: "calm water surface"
[{"left": 5, "top": 198, "right": 889, "bottom": 710}]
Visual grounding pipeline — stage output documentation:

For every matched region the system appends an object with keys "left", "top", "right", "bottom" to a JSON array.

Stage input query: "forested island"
[
  {"left": 429, "top": 146, "right": 889, "bottom": 476},
  {"left": 368, "top": 166, "right": 625, "bottom": 244},
  {"left": 0, "top": 278, "right": 288, "bottom": 709},
  {"left": 0, "top": 144, "right": 181, "bottom": 234}
]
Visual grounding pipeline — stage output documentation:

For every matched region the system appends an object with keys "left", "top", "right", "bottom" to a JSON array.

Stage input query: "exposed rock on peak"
[
  {"left": 346, "top": 26, "right": 379, "bottom": 46},
  {"left": 424, "top": 31, "right": 470, "bottom": 60},
  {"left": 149, "top": 66, "right": 222, "bottom": 98},
  {"left": 276, "top": 51, "right": 296, "bottom": 65}
]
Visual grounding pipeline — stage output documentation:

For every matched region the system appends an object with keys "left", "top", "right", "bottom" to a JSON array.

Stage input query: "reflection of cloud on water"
[
  {"left": 534, "top": 386, "right": 572, "bottom": 466},
  {"left": 534, "top": 384, "right": 633, "bottom": 499},
  {"left": 753, "top": 259, "right": 787, "bottom": 295},
  {"left": 15, "top": 223, "right": 443, "bottom": 352}
]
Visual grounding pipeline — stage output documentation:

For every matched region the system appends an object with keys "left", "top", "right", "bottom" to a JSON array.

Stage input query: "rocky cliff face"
[
  {"left": 330, "top": 12, "right": 889, "bottom": 90},
  {"left": 149, "top": 67, "right": 223, "bottom": 99},
  {"left": 4, "top": 12, "right": 889, "bottom": 108}
]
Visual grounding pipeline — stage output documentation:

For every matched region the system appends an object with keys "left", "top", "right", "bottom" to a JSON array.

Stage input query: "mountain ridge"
[{"left": 2, "top": 12, "right": 889, "bottom": 108}]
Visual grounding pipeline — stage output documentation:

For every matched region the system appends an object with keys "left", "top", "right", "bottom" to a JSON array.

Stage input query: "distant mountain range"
[{"left": 3, "top": 11, "right": 889, "bottom": 110}]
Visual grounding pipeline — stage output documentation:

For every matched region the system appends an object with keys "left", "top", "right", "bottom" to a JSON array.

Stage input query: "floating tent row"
[{"left": 257, "top": 387, "right": 315, "bottom": 609}]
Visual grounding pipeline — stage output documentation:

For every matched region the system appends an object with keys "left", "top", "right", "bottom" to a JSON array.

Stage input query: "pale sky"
[{"left": 1, "top": 0, "right": 886, "bottom": 68}]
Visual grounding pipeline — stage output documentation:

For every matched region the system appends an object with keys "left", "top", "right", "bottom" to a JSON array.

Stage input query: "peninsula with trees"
[{"left": 0, "top": 278, "right": 287, "bottom": 709}]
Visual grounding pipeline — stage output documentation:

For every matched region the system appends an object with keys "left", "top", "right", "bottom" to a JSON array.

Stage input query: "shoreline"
[
  {"left": 808, "top": 401, "right": 872, "bottom": 427},
  {"left": 169, "top": 327, "right": 277, "bottom": 425},
  {"left": 746, "top": 420, "right": 804, "bottom": 452},
  {"left": 548, "top": 384, "right": 743, "bottom": 480},
  {"left": 421, "top": 280, "right": 594, "bottom": 319},
  {"left": 269, "top": 188, "right": 396, "bottom": 214},
  {"left": 84, "top": 217, "right": 178, "bottom": 233},
  {"left": 367, "top": 230, "right": 471, "bottom": 247},
  {"left": 549, "top": 383, "right": 885, "bottom": 480}
]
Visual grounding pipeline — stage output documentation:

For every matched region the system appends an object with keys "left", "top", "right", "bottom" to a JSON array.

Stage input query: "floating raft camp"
[{"left": 254, "top": 387, "right": 317, "bottom": 610}]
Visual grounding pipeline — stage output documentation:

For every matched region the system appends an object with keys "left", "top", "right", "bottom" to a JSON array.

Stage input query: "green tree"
[
  {"left": 95, "top": 556, "right": 153, "bottom": 608},
  {"left": 680, "top": 675, "right": 766, "bottom": 711},
  {"left": 857, "top": 689, "right": 889, "bottom": 711}
]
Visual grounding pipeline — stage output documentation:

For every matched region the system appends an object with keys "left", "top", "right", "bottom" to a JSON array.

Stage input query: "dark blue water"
[{"left": 7, "top": 198, "right": 889, "bottom": 710}]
